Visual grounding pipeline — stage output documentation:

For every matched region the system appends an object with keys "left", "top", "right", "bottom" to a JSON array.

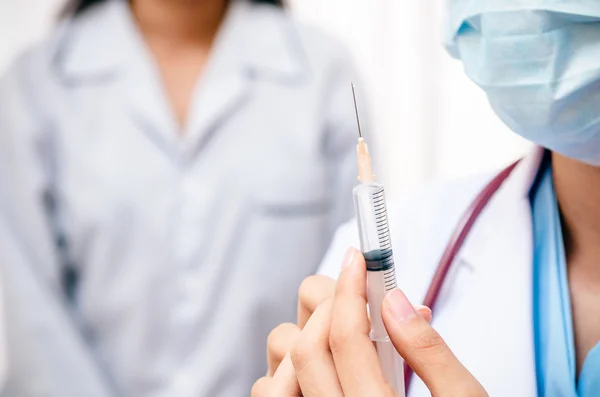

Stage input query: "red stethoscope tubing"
[{"left": 403, "top": 160, "right": 521, "bottom": 393}]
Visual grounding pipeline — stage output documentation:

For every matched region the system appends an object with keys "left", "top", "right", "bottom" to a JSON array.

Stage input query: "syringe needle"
[
  {"left": 351, "top": 82, "right": 362, "bottom": 138},
  {"left": 352, "top": 83, "right": 374, "bottom": 183}
]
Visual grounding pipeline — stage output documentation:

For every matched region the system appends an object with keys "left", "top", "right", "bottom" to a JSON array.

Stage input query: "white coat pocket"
[{"left": 233, "top": 176, "right": 333, "bottom": 315}]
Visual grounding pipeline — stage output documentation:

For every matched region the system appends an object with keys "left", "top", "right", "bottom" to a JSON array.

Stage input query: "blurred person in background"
[{"left": 0, "top": 0, "right": 363, "bottom": 395}]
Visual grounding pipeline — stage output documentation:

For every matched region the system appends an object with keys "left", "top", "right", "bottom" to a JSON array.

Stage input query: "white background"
[
  {"left": 0, "top": 0, "right": 531, "bottom": 200},
  {"left": 0, "top": 0, "right": 64, "bottom": 73}
]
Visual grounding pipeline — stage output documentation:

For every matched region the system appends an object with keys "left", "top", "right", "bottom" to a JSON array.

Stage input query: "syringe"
[{"left": 351, "top": 83, "right": 405, "bottom": 395}]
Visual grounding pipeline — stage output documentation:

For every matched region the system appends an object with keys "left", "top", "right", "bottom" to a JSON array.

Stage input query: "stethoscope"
[{"left": 403, "top": 159, "right": 521, "bottom": 392}]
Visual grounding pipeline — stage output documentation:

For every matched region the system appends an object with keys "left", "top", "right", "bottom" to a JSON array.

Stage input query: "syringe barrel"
[{"left": 353, "top": 182, "right": 397, "bottom": 341}]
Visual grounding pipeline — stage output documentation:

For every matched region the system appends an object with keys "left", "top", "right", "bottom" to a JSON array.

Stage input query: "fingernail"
[
  {"left": 384, "top": 289, "right": 417, "bottom": 322},
  {"left": 413, "top": 304, "right": 431, "bottom": 316},
  {"left": 341, "top": 247, "right": 356, "bottom": 271},
  {"left": 413, "top": 304, "right": 432, "bottom": 323}
]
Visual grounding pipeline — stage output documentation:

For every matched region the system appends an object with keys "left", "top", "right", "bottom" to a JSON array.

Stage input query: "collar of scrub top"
[{"left": 49, "top": 0, "right": 309, "bottom": 155}]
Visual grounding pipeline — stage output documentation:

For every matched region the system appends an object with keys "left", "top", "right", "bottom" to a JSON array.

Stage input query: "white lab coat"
[
  {"left": 0, "top": 0, "right": 364, "bottom": 395},
  {"left": 319, "top": 147, "right": 545, "bottom": 396}
]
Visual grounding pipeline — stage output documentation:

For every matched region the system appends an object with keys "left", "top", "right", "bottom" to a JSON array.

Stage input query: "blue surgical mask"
[{"left": 445, "top": 0, "right": 600, "bottom": 165}]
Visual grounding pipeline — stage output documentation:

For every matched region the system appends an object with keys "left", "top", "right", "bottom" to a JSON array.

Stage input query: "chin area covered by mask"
[{"left": 444, "top": 0, "right": 600, "bottom": 165}]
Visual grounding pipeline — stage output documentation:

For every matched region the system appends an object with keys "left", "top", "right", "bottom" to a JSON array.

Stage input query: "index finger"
[{"left": 329, "top": 248, "right": 394, "bottom": 397}]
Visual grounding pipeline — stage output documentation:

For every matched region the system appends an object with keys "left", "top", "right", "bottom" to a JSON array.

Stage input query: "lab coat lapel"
[
  {"left": 122, "top": 54, "right": 180, "bottom": 156},
  {"left": 411, "top": 148, "right": 544, "bottom": 396},
  {"left": 55, "top": 0, "right": 180, "bottom": 155},
  {"left": 182, "top": 0, "right": 306, "bottom": 159},
  {"left": 453, "top": 148, "right": 543, "bottom": 395},
  {"left": 181, "top": 37, "right": 250, "bottom": 160},
  {"left": 115, "top": 3, "right": 180, "bottom": 153},
  {"left": 180, "top": 1, "right": 254, "bottom": 158}
]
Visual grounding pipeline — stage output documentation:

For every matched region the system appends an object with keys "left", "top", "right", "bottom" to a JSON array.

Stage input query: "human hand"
[
  {"left": 261, "top": 249, "right": 432, "bottom": 379},
  {"left": 255, "top": 247, "right": 484, "bottom": 396}
]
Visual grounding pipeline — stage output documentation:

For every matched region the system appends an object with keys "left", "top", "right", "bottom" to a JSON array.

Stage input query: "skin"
[
  {"left": 130, "top": 0, "right": 229, "bottom": 129},
  {"left": 254, "top": 248, "right": 487, "bottom": 396},
  {"left": 553, "top": 152, "right": 600, "bottom": 374}
]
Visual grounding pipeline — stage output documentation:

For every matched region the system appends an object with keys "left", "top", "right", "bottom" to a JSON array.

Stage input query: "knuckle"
[
  {"left": 298, "top": 276, "right": 317, "bottom": 300},
  {"left": 410, "top": 328, "right": 447, "bottom": 357},
  {"left": 290, "top": 339, "right": 313, "bottom": 371},
  {"left": 267, "top": 323, "right": 298, "bottom": 357},
  {"left": 250, "top": 377, "right": 271, "bottom": 397},
  {"left": 319, "top": 296, "right": 335, "bottom": 310},
  {"left": 328, "top": 326, "right": 353, "bottom": 355},
  {"left": 298, "top": 275, "right": 331, "bottom": 305},
  {"left": 291, "top": 298, "right": 333, "bottom": 370}
]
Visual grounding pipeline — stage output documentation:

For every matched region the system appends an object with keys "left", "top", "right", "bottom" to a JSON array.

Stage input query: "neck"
[
  {"left": 130, "top": 0, "right": 229, "bottom": 47},
  {"left": 553, "top": 152, "right": 600, "bottom": 276}
]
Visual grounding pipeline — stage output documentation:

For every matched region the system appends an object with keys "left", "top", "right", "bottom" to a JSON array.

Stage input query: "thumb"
[{"left": 381, "top": 289, "right": 487, "bottom": 397}]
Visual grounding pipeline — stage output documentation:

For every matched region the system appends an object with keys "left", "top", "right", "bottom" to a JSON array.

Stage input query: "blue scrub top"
[{"left": 530, "top": 157, "right": 600, "bottom": 397}]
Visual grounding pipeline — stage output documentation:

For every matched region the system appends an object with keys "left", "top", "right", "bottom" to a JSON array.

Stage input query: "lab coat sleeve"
[
  {"left": 0, "top": 53, "right": 60, "bottom": 393},
  {"left": 0, "top": 54, "right": 114, "bottom": 397},
  {"left": 0, "top": 54, "right": 62, "bottom": 292},
  {"left": 321, "top": 45, "right": 371, "bottom": 233}
]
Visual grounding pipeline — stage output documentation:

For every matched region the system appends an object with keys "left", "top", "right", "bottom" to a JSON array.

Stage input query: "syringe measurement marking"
[
  {"left": 384, "top": 272, "right": 396, "bottom": 290},
  {"left": 371, "top": 188, "right": 397, "bottom": 290}
]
